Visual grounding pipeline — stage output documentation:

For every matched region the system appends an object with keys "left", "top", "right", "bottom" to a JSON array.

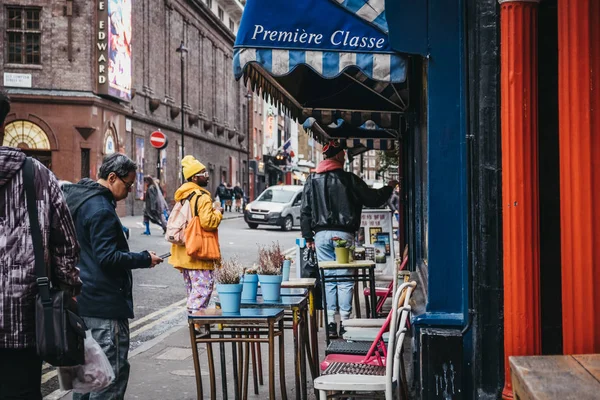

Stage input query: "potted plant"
[
  {"left": 257, "top": 242, "right": 285, "bottom": 302},
  {"left": 241, "top": 265, "right": 259, "bottom": 301},
  {"left": 214, "top": 258, "right": 244, "bottom": 314},
  {"left": 332, "top": 237, "right": 352, "bottom": 264}
]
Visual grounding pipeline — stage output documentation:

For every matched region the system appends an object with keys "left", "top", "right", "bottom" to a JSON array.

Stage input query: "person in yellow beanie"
[{"left": 170, "top": 155, "right": 224, "bottom": 312}]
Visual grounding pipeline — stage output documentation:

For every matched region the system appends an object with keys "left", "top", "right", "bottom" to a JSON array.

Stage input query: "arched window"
[{"left": 3, "top": 120, "right": 51, "bottom": 150}]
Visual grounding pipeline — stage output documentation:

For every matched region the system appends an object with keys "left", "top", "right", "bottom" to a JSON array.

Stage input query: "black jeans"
[{"left": 0, "top": 347, "right": 42, "bottom": 400}]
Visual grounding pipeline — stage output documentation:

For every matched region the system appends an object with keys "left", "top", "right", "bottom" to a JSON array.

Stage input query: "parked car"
[{"left": 244, "top": 185, "right": 304, "bottom": 231}]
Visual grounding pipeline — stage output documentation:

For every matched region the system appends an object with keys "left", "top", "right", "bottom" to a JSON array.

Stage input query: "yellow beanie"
[{"left": 181, "top": 155, "right": 206, "bottom": 180}]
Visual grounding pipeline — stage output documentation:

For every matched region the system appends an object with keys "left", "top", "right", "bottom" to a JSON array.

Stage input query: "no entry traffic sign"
[{"left": 149, "top": 131, "right": 168, "bottom": 149}]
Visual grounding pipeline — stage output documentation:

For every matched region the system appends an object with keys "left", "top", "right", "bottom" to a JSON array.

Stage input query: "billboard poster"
[
  {"left": 135, "top": 137, "right": 144, "bottom": 199},
  {"left": 96, "top": 0, "right": 132, "bottom": 101},
  {"left": 358, "top": 208, "right": 395, "bottom": 275}
]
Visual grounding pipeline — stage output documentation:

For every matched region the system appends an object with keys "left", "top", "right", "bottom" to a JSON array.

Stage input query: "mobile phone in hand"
[{"left": 158, "top": 252, "right": 171, "bottom": 259}]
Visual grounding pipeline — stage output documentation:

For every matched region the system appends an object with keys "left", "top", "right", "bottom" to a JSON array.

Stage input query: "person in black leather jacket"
[{"left": 300, "top": 141, "right": 397, "bottom": 337}]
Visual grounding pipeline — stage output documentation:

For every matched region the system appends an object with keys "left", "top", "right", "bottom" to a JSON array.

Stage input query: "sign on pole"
[{"left": 149, "top": 131, "right": 168, "bottom": 149}]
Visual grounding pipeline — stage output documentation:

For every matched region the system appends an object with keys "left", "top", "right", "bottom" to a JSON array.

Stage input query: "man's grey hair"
[{"left": 98, "top": 153, "right": 137, "bottom": 179}]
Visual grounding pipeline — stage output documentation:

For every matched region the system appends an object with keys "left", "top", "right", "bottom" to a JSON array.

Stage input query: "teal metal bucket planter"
[
  {"left": 241, "top": 274, "right": 259, "bottom": 301},
  {"left": 258, "top": 274, "right": 283, "bottom": 302},
  {"left": 216, "top": 283, "right": 243, "bottom": 314},
  {"left": 282, "top": 260, "right": 291, "bottom": 282}
]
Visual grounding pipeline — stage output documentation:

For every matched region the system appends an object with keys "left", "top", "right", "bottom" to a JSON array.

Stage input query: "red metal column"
[
  {"left": 557, "top": 0, "right": 600, "bottom": 355},
  {"left": 499, "top": 1, "right": 541, "bottom": 398}
]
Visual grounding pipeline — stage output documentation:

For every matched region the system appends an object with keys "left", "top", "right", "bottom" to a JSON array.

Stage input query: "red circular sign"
[{"left": 149, "top": 131, "right": 168, "bottom": 149}]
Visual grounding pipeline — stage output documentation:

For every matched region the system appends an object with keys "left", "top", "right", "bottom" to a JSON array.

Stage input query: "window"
[
  {"left": 6, "top": 7, "right": 41, "bottom": 64},
  {"left": 257, "top": 189, "right": 295, "bottom": 203},
  {"left": 229, "top": 18, "right": 235, "bottom": 32},
  {"left": 218, "top": 7, "right": 224, "bottom": 21},
  {"left": 2, "top": 120, "right": 50, "bottom": 149},
  {"left": 206, "top": 0, "right": 212, "bottom": 9}
]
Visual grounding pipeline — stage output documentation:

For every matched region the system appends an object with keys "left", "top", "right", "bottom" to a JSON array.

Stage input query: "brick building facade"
[{"left": 1, "top": 0, "right": 248, "bottom": 215}]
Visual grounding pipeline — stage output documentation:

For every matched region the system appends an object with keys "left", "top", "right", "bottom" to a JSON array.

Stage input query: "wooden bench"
[{"left": 510, "top": 354, "right": 600, "bottom": 400}]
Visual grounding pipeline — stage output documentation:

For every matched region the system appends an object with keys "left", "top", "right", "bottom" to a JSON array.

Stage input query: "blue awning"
[
  {"left": 302, "top": 117, "right": 399, "bottom": 156},
  {"left": 234, "top": 0, "right": 409, "bottom": 129}
]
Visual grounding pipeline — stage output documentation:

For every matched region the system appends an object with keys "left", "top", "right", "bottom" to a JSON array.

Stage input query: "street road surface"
[{"left": 41, "top": 214, "right": 300, "bottom": 398}]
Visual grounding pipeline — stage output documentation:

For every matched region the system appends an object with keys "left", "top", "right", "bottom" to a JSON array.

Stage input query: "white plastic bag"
[{"left": 57, "top": 330, "right": 115, "bottom": 394}]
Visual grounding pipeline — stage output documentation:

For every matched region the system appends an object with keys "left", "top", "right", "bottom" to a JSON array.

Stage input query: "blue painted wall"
[{"left": 386, "top": 0, "right": 468, "bottom": 320}]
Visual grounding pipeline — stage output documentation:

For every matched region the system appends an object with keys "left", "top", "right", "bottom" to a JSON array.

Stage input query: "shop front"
[
  {"left": 233, "top": 0, "right": 458, "bottom": 398},
  {"left": 1, "top": 94, "right": 129, "bottom": 185},
  {"left": 232, "top": 0, "right": 511, "bottom": 398}
]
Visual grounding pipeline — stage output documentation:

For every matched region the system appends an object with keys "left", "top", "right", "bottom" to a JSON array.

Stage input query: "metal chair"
[
  {"left": 314, "top": 281, "right": 416, "bottom": 400},
  {"left": 320, "top": 279, "right": 415, "bottom": 371}
]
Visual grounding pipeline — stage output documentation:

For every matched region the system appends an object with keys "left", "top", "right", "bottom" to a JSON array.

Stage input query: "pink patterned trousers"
[{"left": 182, "top": 269, "right": 214, "bottom": 312}]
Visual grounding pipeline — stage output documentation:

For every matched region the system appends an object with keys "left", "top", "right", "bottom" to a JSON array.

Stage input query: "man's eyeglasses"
[
  {"left": 194, "top": 171, "right": 210, "bottom": 178},
  {"left": 118, "top": 176, "right": 134, "bottom": 190}
]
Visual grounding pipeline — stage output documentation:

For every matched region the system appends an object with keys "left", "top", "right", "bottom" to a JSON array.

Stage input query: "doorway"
[{"left": 25, "top": 150, "right": 52, "bottom": 170}]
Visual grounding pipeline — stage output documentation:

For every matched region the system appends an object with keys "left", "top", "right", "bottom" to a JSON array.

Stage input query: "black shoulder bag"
[
  {"left": 23, "top": 158, "right": 86, "bottom": 366},
  {"left": 299, "top": 246, "right": 323, "bottom": 310}
]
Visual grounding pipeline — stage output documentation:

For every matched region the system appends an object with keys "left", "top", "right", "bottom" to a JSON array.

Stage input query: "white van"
[{"left": 243, "top": 185, "right": 304, "bottom": 231}]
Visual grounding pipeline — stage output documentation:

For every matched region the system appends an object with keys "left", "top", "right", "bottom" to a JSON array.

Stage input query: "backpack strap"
[
  {"left": 23, "top": 158, "right": 51, "bottom": 302},
  {"left": 191, "top": 191, "right": 204, "bottom": 217},
  {"left": 182, "top": 191, "right": 196, "bottom": 205}
]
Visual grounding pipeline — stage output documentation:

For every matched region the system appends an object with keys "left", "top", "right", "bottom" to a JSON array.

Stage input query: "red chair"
[
  {"left": 364, "top": 256, "right": 408, "bottom": 318},
  {"left": 320, "top": 280, "right": 414, "bottom": 371},
  {"left": 321, "top": 310, "right": 391, "bottom": 371}
]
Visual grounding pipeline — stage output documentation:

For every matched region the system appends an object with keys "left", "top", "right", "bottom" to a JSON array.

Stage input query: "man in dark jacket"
[
  {"left": 301, "top": 140, "right": 396, "bottom": 337},
  {"left": 63, "top": 153, "right": 162, "bottom": 400},
  {"left": 0, "top": 92, "right": 82, "bottom": 400},
  {"left": 215, "top": 181, "right": 228, "bottom": 209}
]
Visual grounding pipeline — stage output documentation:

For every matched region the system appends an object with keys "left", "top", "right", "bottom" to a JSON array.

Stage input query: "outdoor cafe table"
[
  {"left": 188, "top": 308, "right": 286, "bottom": 400},
  {"left": 280, "top": 277, "right": 319, "bottom": 376},
  {"left": 510, "top": 354, "right": 600, "bottom": 400},
  {"left": 260, "top": 277, "right": 320, "bottom": 378},
  {"left": 221, "top": 295, "right": 315, "bottom": 400},
  {"left": 318, "top": 260, "right": 378, "bottom": 344}
]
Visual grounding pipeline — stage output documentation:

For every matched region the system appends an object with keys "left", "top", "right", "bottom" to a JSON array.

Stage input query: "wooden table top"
[
  {"left": 258, "top": 287, "right": 308, "bottom": 296},
  {"left": 319, "top": 260, "right": 376, "bottom": 269},
  {"left": 280, "top": 278, "right": 317, "bottom": 288},
  {"left": 188, "top": 308, "right": 285, "bottom": 320},
  {"left": 510, "top": 354, "right": 600, "bottom": 400},
  {"left": 237, "top": 295, "right": 308, "bottom": 308}
]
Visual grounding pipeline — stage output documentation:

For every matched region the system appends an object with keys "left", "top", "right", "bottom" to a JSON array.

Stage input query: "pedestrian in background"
[
  {"left": 233, "top": 182, "right": 244, "bottom": 213},
  {"left": 300, "top": 140, "right": 397, "bottom": 338},
  {"left": 225, "top": 182, "right": 234, "bottom": 212},
  {"left": 388, "top": 184, "right": 400, "bottom": 239},
  {"left": 62, "top": 153, "right": 163, "bottom": 400},
  {"left": 215, "top": 181, "right": 228, "bottom": 210},
  {"left": 0, "top": 91, "right": 82, "bottom": 400},
  {"left": 170, "top": 156, "right": 223, "bottom": 313},
  {"left": 142, "top": 175, "right": 168, "bottom": 235}
]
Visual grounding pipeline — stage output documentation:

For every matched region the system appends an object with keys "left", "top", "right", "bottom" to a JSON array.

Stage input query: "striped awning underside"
[
  {"left": 301, "top": 110, "right": 401, "bottom": 129},
  {"left": 343, "top": 138, "right": 395, "bottom": 150},
  {"left": 302, "top": 117, "right": 397, "bottom": 150},
  {"left": 233, "top": 48, "right": 406, "bottom": 83}
]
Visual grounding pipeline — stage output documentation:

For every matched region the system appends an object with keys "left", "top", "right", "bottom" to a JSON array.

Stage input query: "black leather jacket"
[{"left": 300, "top": 169, "right": 393, "bottom": 241}]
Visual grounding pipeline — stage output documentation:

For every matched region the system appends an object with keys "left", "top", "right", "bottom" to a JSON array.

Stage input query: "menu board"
[{"left": 358, "top": 208, "right": 395, "bottom": 275}]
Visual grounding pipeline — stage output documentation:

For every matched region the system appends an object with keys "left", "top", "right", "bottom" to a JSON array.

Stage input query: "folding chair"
[{"left": 314, "top": 281, "right": 416, "bottom": 400}]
